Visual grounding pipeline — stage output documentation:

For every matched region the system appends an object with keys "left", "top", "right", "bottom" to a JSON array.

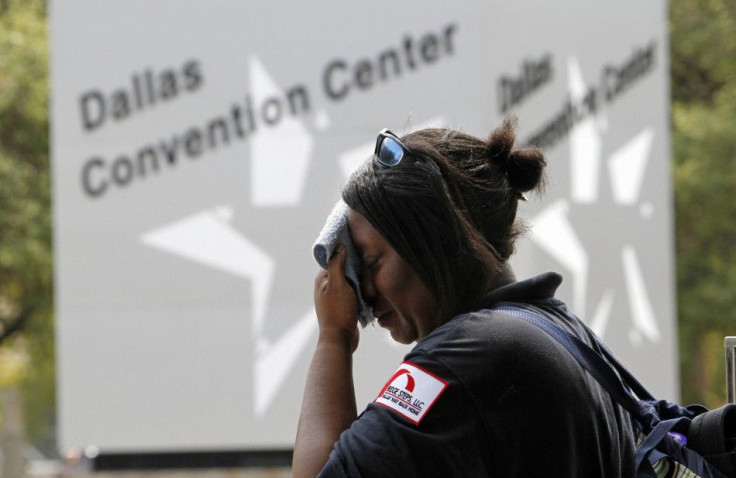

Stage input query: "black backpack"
[{"left": 496, "top": 305, "right": 736, "bottom": 477}]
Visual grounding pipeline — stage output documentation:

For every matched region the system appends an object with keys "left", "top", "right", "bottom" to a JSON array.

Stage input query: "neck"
[
  {"left": 449, "top": 261, "right": 517, "bottom": 319},
  {"left": 488, "top": 261, "right": 516, "bottom": 291}
]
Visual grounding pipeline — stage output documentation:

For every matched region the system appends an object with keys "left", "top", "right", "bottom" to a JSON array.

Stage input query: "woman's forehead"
[{"left": 346, "top": 209, "right": 386, "bottom": 253}]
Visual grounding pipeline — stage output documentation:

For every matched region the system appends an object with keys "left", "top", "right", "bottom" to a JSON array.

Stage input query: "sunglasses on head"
[
  {"left": 374, "top": 127, "right": 528, "bottom": 201},
  {"left": 374, "top": 128, "right": 416, "bottom": 167}
]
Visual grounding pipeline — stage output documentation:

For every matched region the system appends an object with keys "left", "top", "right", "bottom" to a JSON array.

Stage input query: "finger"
[
  {"left": 327, "top": 245, "right": 347, "bottom": 277},
  {"left": 314, "top": 268, "right": 328, "bottom": 289}
]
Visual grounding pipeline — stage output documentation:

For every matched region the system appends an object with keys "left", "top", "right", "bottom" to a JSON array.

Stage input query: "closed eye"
[{"left": 362, "top": 257, "right": 380, "bottom": 274}]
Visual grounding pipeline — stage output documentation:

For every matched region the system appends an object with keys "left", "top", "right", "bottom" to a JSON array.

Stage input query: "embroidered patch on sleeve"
[{"left": 374, "top": 361, "right": 448, "bottom": 425}]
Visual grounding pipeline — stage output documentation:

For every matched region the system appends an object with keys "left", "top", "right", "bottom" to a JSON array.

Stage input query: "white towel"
[{"left": 313, "top": 200, "right": 373, "bottom": 326}]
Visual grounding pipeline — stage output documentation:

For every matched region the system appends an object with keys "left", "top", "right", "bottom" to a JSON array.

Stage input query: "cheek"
[
  {"left": 378, "top": 261, "right": 429, "bottom": 308},
  {"left": 374, "top": 261, "right": 404, "bottom": 294}
]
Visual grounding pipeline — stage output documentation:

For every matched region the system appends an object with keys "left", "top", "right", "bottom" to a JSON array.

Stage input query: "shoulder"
[
  {"left": 414, "top": 306, "right": 569, "bottom": 368},
  {"left": 411, "top": 306, "right": 593, "bottom": 407},
  {"left": 321, "top": 349, "right": 494, "bottom": 476}
]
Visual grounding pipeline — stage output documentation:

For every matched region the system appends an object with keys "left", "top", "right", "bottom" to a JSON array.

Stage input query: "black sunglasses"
[{"left": 374, "top": 129, "right": 416, "bottom": 167}]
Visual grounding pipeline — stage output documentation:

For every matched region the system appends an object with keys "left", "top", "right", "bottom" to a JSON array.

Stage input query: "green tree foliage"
[
  {"left": 0, "top": 0, "right": 54, "bottom": 453},
  {"left": 671, "top": 0, "right": 736, "bottom": 407}
]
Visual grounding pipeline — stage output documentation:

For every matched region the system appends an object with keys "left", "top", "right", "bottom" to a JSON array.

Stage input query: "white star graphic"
[
  {"left": 140, "top": 57, "right": 320, "bottom": 417},
  {"left": 528, "top": 57, "right": 660, "bottom": 344}
]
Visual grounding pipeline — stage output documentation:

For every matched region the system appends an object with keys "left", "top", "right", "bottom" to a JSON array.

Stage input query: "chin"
[
  {"left": 379, "top": 317, "right": 417, "bottom": 344},
  {"left": 389, "top": 329, "right": 416, "bottom": 345}
]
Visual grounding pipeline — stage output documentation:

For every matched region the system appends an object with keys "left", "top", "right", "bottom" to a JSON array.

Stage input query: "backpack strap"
[
  {"left": 494, "top": 305, "right": 672, "bottom": 473},
  {"left": 494, "top": 305, "right": 645, "bottom": 409},
  {"left": 576, "top": 322, "right": 656, "bottom": 403}
]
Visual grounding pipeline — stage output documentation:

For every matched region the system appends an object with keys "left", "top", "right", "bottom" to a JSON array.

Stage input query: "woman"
[{"left": 294, "top": 118, "right": 636, "bottom": 477}]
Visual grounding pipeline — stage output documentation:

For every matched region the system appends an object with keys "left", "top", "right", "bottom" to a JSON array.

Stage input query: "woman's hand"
[
  {"left": 295, "top": 246, "right": 360, "bottom": 476},
  {"left": 314, "top": 245, "right": 360, "bottom": 353}
]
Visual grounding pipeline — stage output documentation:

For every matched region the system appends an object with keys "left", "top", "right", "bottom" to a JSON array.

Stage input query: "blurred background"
[{"left": 0, "top": 0, "right": 734, "bottom": 476}]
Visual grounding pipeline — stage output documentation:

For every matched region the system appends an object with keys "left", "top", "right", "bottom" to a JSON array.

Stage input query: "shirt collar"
[{"left": 468, "top": 271, "right": 564, "bottom": 311}]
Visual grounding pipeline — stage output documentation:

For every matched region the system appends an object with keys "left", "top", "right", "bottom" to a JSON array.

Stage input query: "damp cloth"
[{"left": 312, "top": 199, "right": 373, "bottom": 326}]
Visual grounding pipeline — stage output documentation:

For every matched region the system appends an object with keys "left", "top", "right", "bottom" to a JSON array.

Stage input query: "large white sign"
[{"left": 51, "top": 1, "right": 674, "bottom": 454}]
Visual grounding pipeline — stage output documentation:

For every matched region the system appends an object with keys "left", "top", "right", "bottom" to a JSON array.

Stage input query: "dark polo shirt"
[{"left": 319, "top": 272, "right": 635, "bottom": 477}]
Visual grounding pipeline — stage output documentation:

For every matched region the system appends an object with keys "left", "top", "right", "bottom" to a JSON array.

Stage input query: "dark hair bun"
[
  {"left": 506, "top": 147, "right": 546, "bottom": 192},
  {"left": 485, "top": 116, "right": 516, "bottom": 162},
  {"left": 485, "top": 116, "right": 546, "bottom": 193}
]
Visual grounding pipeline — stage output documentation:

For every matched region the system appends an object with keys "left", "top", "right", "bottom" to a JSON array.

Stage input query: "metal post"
[
  {"left": 726, "top": 337, "right": 736, "bottom": 404},
  {"left": 1, "top": 388, "right": 26, "bottom": 478}
]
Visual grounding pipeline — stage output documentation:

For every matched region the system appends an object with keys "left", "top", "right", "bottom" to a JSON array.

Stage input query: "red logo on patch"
[
  {"left": 374, "top": 361, "right": 448, "bottom": 425},
  {"left": 379, "top": 368, "right": 415, "bottom": 395}
]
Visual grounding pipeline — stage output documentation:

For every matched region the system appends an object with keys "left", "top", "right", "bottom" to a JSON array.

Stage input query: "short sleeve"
[{"left": 317, "top": 354, "right": 494, "bottom": 477}]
